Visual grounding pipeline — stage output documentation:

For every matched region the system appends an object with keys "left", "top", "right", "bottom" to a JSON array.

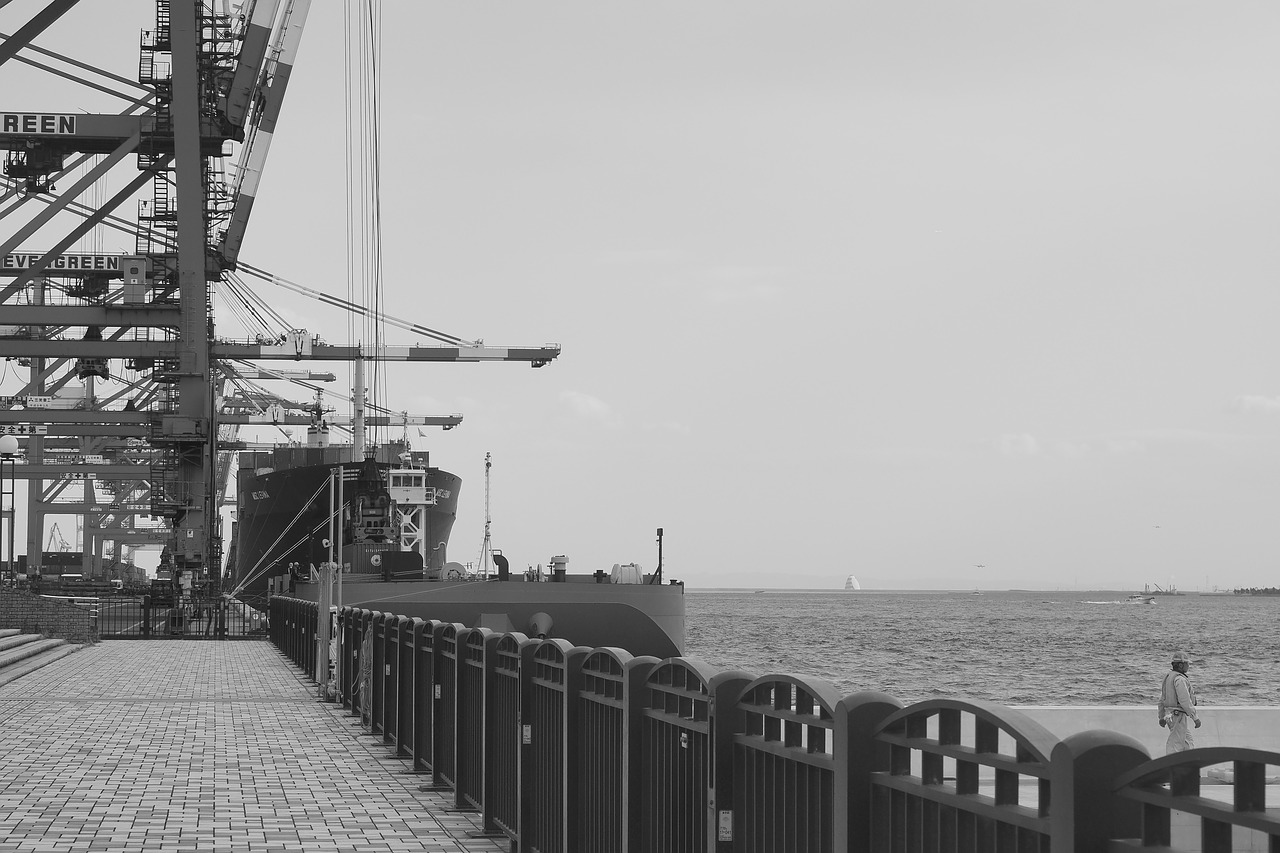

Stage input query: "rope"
[{"left": 228, "top": 477, "right": 331, "bottom": 597}]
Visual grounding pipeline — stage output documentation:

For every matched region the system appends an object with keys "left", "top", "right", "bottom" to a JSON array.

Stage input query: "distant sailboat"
[{"left": 844, "top": 574, "right": 861, "bottom": 591}]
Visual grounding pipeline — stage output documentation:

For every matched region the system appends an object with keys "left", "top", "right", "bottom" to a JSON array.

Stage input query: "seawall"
[{"left": 1018, "top": 705, "right": 1280, "bottom": 757}]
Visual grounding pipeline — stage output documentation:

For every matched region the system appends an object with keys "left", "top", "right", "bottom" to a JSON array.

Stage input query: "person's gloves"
[
  {"left": 1158, "top": 718, "right": 1167, "bottom": 727},
  {"left": 1194, "top": 718, "right": 1202, "bottom": 728}
]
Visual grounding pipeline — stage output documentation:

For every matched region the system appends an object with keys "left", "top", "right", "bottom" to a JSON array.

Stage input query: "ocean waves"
[{"left": 684, "top": 590, "right": 1280, "bottom": 705}]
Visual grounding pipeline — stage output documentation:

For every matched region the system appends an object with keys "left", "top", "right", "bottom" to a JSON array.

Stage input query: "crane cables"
[
  {"left": 344, "top": 0, "right": 388, "bottom": 448},
  {"left": 226, "top": 357, "right": 441, "bottom": 425},
  {"left": 235, "top": 261, "right": 475, "bottom": 346},
  {"left": 221, "top": 270, "right": 292, "bottom": 339},
  {"left": 0, "top": 172, "right": 482, "bottom": 348}
]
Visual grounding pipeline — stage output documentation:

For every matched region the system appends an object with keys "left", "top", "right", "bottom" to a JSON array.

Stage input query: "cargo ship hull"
[
  {"left": 233, "top": 443, "right": 686, "bottom": 657},
  {"left": 231, "top": 444, "right": 460, "bottom": 597},
  {"left": 291, "top": 574, "right": 686, "bottom": 659}
]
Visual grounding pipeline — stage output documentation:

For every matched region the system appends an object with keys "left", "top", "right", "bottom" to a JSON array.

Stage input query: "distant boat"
[
  {"left": 1126, "top": 594, "right": 1156, "bottom": 605},
  {"left": 844, "top": 574, "right": 861, "bottom": 591},
  {"left": 1145, "top": 582, "right": 1183, "bottom": 596}
]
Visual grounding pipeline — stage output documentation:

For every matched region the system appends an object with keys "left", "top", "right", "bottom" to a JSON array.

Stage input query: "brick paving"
[{"left": 0, "top": 641, "right": 507, "bottom": 853}]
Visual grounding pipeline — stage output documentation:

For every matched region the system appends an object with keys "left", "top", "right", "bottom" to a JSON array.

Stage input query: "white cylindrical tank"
[{"left": 611, "top": 563, "right": 644, "bottom": 584}]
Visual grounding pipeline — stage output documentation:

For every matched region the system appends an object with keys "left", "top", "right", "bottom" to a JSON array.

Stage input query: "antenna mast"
[{"left": 478, "top": 452, "right": 493, "bottom": 578}]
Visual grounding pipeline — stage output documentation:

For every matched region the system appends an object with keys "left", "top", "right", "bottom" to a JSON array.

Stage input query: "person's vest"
[{"left": 1161, "top": 671, "right": 1196, "bottom": 713}]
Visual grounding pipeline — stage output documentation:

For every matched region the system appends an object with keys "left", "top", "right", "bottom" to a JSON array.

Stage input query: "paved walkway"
[{"left": 0, "top": 641, "right": 505, "bottom": 853}]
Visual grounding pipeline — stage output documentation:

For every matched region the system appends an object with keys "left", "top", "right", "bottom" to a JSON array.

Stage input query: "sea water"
[{"left": 683, "top": 590, "right": 1280, "bottom": 705}]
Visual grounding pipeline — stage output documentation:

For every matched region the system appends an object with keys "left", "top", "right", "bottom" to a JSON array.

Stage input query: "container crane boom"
[{"left": 218, "top": 0, "right": 312, "bottom": 269}]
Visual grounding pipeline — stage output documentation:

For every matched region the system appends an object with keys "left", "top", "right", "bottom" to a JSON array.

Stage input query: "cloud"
[
  {"left": 701, "top": 265, "right": 786, "bottom": 305},
  {"left": 1102, "top": 438, "right": 1146, "bottom": 454},
  {"left": 1052, "top": 441, "right": 1092, "bottom": 458},
  {"left": 995, "top": 433, "right": 1039, "bottom": 456},
  {"left": 640, "top": 420, "right": 691, "bottom": 435},
  {"left": 1051, "top": 438, "right": 1146, "bottom": 457},
  {"left": 559, "top": 390, "right": 621, "bottom": 427},
  {"left": 1229, "top": 395, "right": 1280, "bottom": 414}
]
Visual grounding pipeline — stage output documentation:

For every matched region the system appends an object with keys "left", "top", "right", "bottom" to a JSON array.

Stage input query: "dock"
[
  {"left": 2, "top": 600, "right": 1279, "bottom": 852},
  {"left": 0, "top": 641, "right": 503, "bottom": 853}
]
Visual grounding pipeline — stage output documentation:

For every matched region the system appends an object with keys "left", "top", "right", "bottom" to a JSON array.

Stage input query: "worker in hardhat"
[{"left": 1157, "top": 650, "right": 1201, "bottom": 754}]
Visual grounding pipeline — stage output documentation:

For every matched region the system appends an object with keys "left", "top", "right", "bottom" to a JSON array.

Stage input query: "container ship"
[
  {"left": 230, "top": 427, "right": 685, "bottom": 658},
  {"left": 230, "top": 443, "right": 461, "bottom": 594}
]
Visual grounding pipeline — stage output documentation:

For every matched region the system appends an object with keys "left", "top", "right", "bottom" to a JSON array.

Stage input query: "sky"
[{"left": 3, "top": 2, "right": 1280, "bottom": 590}]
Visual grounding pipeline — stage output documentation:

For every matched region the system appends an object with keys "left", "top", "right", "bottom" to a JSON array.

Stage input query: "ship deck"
[{"left": 0, "top": 641, "right": 504, "bottom": 853}]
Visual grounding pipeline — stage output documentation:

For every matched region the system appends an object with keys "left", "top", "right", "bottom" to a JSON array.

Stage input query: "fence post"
[
  {"left": 287, "top": 599, "right": 297, "bottom": 663},
  {"left": 455, "top": 627, "right": 497, "bottom": 814},
  {"left": 141, "top": 595, "right": 151, "bottom": 639},
  {"left": 1049, "top": 730, "right": 1148, "bottom": 852},
  {"left": 411, "top": 619, "right": 440, "bottom": 773},
  {"left": 336, "top": 607, "right": 349, "bottom": 707},
  {"left": 636, "top": 658, "right": 750, "bottom": 853},
  {"left": 835, "top": 690, "right": 904, "bottom": 853},
  {"left": 396, "top": 616, "right": 416, "bottom": 755},
  {"left": 352, "top": 609, "right": 372, "bottom": 717},
  {"left": 709, "top": 670, "right": 752, "bottom": 853},
  {"left": 305, "top": 600, "right": 317, "bottom": 677},
  {"left": 486, "top": 632, "right": 533, "bottom": 847},
  {"left": 617, "top": 655, "right": 660, "bottom": 853},
  {"left": 370, "top": 611, "right": 386, "bottom": 730},
  {"left": 382, "top": 613, "right": 401, "bottom": 742},
  {"left": 431, "top": 622, "right": 466, "bottom": 791}
]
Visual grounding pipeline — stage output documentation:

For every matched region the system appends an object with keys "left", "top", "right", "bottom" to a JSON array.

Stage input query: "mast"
[
  {"left": 352, "top": 347, "right": 366, "bottom": 461},
  {"left": 478, "top": 452, "right": 492, "bottom": 578}
]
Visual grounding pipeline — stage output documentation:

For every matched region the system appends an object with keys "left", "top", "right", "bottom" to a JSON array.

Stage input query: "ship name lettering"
[{"left": 251, "top": 490, "right": 269, "bottom": 500}]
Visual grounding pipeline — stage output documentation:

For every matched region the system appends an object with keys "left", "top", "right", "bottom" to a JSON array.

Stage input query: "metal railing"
[
  {"left": 269, "top": 598, "right": 1280, "bottom": 853},
  {"left": 96, "top": 594, "right": 268, "bottom": 639}
]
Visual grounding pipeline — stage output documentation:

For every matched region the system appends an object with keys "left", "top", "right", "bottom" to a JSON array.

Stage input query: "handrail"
[{"left": 269, "top": 597, "right": 1280, "bottom": 853}]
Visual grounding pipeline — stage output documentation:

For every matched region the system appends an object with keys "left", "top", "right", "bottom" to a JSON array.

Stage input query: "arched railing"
[
  {"left": 732, "top": 674, "right": 844, "bottom": 852},
  {"left": 268, "top": 597, "right": 1280, "bottom": 853},
  {"left": 1110, "top": 747, "right": 1280, "bottom": 852},
  {"left": 871, "top": 699, "right": 1061, "bottom": 851}
]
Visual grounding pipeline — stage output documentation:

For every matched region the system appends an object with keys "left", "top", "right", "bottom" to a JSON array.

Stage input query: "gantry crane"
[{"left": 0, "top": 2, "right": 559, "bottom": 585}]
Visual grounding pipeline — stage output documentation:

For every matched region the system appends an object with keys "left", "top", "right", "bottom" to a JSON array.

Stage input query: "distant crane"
[{"left": 46, "top": 523, "right": 71, "bottom": 552}]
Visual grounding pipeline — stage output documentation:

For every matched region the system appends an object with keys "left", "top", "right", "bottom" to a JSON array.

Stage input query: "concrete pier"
[{"left": 0, "top": 642, "right": 504, "bottom": 853}]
